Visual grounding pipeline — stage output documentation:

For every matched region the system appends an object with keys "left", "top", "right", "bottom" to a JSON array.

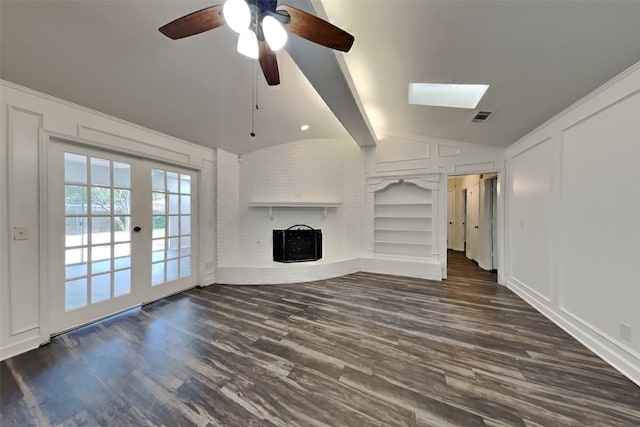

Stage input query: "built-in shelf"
[
  {"left": 374, "top": 240, "right": 432, "bottom": 246},
  {"left": 248, "top": 201, "right": 342, "bottom": 220},
  {"left": 372, "top": 180, "right": 434, "bottom": 260}
]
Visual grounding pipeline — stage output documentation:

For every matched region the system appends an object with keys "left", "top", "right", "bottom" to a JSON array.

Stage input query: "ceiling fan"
[{"left": 159, "top": 0, "right": 354, "bottom": 86}]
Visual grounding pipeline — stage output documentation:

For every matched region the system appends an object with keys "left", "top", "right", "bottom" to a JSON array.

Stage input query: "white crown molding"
[
  {"left": 509, "top": 60, "right": 640, "bottom": 153},
  {"left": 0, "top": 79, "right": 211, "bottom": 153}
]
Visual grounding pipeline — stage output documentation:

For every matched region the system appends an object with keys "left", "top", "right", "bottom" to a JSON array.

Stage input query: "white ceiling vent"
[{"left": 471, "top": 110, "right": 494, "bottom": 123}]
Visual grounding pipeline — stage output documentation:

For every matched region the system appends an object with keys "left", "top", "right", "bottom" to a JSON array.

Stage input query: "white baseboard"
[
  {"left": 478, "top": 260, "right": 492, "bottom": 271},
  {"left": 202, "top": 270, "right": 216, "bottom": 287},
  {"left": 0, "top": 335, "right": 42, "bottom": 361},
  {"left": 359, "top": 257, "right": 442, "bottom": 281},
  {"left": 507, "top": 278, "right": 640, "bottom": 387}
]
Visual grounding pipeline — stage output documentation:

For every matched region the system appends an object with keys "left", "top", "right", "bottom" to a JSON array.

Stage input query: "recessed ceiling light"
[
  {"left": 408, "top": 83, "right": 489, "bottom": 109},
  {"left": 300, "top": 124, "right": 309, "bottom": 131}
]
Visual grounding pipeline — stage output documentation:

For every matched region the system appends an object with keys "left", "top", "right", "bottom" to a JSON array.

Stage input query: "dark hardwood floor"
[{"left": 2, "top": 251, "right": 639, "bottom": 426}]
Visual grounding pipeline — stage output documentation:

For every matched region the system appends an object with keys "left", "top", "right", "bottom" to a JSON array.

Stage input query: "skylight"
[{"left": 408, "top": 83, "right": 489, "bottom": 109}]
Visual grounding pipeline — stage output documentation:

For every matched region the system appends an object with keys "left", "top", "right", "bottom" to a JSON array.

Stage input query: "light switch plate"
[{"left": 13, "top": 226, "right": 29, "bottom": 241}]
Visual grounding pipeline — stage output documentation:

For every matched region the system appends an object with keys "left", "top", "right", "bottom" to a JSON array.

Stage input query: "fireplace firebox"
[{"left": 273, "top": 225, "right": 322, "bottom": 263}]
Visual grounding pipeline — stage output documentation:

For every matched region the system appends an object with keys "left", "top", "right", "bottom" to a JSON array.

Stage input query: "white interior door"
[
  {"left": 447, "top": 191, "right": 454, "bottom": 249},
  {"left": 466, "top": 183, "right": 480, "bottom": 260},
  {"left": 47, "top": 142, "right": 197, "bottom": 333}
]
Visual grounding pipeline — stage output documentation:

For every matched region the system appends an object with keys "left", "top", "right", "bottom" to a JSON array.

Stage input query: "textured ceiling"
[{"left": 2, "top": 1, "right": 640, "bottom": 153}]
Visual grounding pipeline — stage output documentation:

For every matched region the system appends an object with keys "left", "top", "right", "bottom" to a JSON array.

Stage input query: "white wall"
[
  {"left": 216, "top": 149, "right": 240, "bottom": 267},
  {"left": 505, "top": 62, "right": 640, "bottom": 386},
  {"left": 507, "top": 142, "right": 554, "bottom": 300},
  {"left": 235, "top": 138, "right": 366, "bottom": 265},
  {"left": 0, "top": 81, "right": 216, "bottom": 360}
]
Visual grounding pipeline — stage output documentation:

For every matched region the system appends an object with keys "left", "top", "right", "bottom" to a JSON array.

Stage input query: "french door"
[{"left": 47, "top": 141, "right": 197, "bottom": 333}]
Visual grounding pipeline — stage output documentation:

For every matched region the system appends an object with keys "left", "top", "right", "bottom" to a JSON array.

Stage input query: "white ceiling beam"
[{"left": 284, "top": 0, "right": 377, "bottom": 147}]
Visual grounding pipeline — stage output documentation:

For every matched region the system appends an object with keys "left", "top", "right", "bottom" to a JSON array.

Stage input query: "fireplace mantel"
[{"left": 248, "top": 201, "right": 342, "bottom": 220}]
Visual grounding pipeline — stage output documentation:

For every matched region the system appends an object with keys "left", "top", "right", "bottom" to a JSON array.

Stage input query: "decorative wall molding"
[
  {"left": 7, "top": 106, "right": 43, "bottom": 337},
  {"left": 511, "top": 136, "right": 552, "bottom": 160},
  {"left": 202, "top": 271, "right": 216, "bottom": 287},
  {"left": 437, "top": 144, "right": 462, "bottom": 158},
  {"left": 1, "top": 80, "right": 209, "bottom": 152},
  {"left": 508, "top": 276, "right": 551, "bottom": 303},
  {"left": 508, "top": 279, "right": 640, "bottom": 387},
  {"left": 504, "top": 63, "right": 640, "bottom": 386},
  {"left": 453, "top": 161, "right": 496, "bottom": 174},
  {"left": 507, "top": 61, "right": 640, "bottom": 155},
  {"left": 367, "top": 173, "right": 440, "bottom": 194},
  {"left": 0, "top": 334, "right": 42, "bottom": 362},
  {"left": 560, "top": 306, "right": 640, "bottom": 361},
  {"left": 77, "top": 125, "right": 194, "bottom": 167}
]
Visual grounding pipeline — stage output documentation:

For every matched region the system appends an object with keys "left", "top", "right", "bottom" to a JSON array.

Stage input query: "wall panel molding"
[
  {"left": 7, "top": 106, "right": 43, "bottom": 337},
  {"left": 0, "top": 334, "right": 42, "bottom": 362},
  {"left": 507, "top": 61, "right": 640, "bottom": 156},
  {"left": 560, "top": 306, "right": 640, "bottom": 361},
  {"left": 560, "top": 89, "right": 640, "bottom": 135},
  {"left": 77, "top": 125, "right": 193, "bottom": 166},
  {"left": 508, "top": 276, "right": 551, "bottom": 303},
  {"left": 2, "top": 80, "right": 209, "bottom": 152},
  {"left": 453, "top": 161, "right": 496, "bottom": 174},
  {"left": 511, "top": 136, "right": 552, "bottom": 160},
  {"left": 508, "top": 279, "right": 640, "bottom": 387},
  {"left": 437, "top": 144, "right": 462, "bottom": 158}
]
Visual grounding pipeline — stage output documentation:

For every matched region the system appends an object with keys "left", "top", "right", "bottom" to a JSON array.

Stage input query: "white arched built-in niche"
[{"left": 363, "top": 173, "right": 442, "bottom": 280}]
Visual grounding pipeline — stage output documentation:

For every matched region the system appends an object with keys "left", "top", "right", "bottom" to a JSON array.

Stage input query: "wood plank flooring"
[{"left": 1, "top": 251, "right": 639, "bottom": 426}]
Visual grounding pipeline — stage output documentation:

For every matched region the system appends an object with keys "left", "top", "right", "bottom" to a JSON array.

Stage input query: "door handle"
[{"left": 133, "top": 226, "right": 142, "bottom": 233}]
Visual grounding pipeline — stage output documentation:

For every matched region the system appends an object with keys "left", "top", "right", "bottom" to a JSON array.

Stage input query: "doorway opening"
[{"left": 446, "top": 173, "right": 500, "bottom": 281}]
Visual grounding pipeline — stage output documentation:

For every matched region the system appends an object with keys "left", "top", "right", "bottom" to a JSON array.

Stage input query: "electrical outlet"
[
  {"left": 520, "top": 219, "right": 525, "bottom": 228},
  {"left": 13, "top": 226, "right": 29, "bottom": 241},
  {"left": 620, "top": 323, "right": 632, "bottom": 343}
]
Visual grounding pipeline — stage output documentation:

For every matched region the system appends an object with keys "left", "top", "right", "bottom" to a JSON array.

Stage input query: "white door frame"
[
  {"left": 443, "top": 170, "right": 506, "bottom": 285},
  {"left": 38, "top": 131, "right": 202, "bottom": 340}
]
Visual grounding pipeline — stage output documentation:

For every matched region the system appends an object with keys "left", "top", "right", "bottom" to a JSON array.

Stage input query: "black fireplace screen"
[{"left": 273, "top": 225, "right": 322, "bottom": 263}]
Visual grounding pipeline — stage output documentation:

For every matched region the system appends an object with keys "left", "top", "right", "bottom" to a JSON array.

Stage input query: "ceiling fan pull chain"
[
  {"left": 250, "top": 59, "right": 257, "bottom": 137},
  {"left": 254, "top": 6, "right": 260, "bottom": 112}
]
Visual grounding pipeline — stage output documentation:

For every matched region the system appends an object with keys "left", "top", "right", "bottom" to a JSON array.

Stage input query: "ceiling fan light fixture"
[
  {"left": 223, "top": 0, "right": 250, "bottom": 34},
  {"left": 262, "top": 15, "right": 288, "bottom": 51},
  {"left": 237, "top": 30, "right": 259, "bottom": 59}
]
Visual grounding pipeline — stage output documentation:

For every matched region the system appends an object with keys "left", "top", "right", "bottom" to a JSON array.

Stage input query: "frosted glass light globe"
[
  {"left": 237, "top": 30, "right": 259, "bottom": 59},
  {"left": 223, "top": 0, "right": 250, "bottom": 34},
  {"left": 262, "top": 15, "right": 288, "bottom": 51}
]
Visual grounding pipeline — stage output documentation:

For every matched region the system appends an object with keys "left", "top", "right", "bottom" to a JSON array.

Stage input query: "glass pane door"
[
  {"left": 63, "top": 153, "right": 132, "bottom": 311},
  {"left": 49, "top": 141, "right": 198, "bottom": 334},
  {"left": 151, "top": 168, "right": 192, "bottom": 286}
]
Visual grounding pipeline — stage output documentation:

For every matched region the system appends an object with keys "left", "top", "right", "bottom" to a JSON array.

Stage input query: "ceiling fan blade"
[
  {"left": 259, "top": 41, "right": 280, "bottom": 86},
  {"left": 159, "top": 5, "right": 225, "bottom": 40},
  {"left": 276, "top": 4, "right": 354, "bottom": 52}
]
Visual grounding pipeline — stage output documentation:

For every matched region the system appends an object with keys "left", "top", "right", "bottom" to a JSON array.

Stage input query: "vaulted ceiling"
[{"left": 2, "top": 1, "right": 640, "bottom": 154}]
